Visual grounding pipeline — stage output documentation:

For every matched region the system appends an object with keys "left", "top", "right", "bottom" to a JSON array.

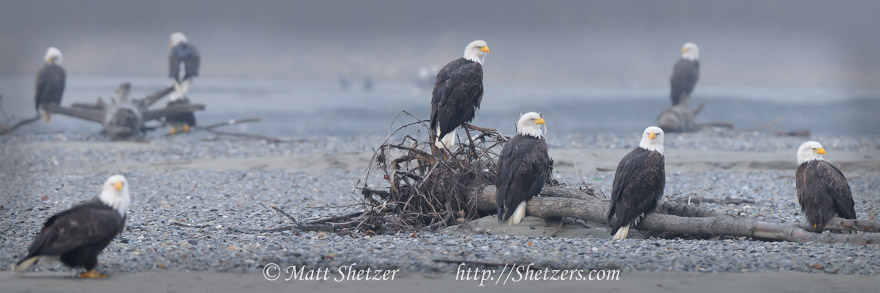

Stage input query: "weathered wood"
[
  {"left": 472, "top": 186, "right": 880, "bottom": 244},
  {"left": 657, "top": 100, "right": 733, "bottom": 133},
  {"left": 42, "top": 83, "right": 203, "bottom": 138},
  {"left": 657, "top": 104, "right": 699, "bottom": 132},
  {"left": 142, "top": 104, "right": 205, "bottom": 121},
  {"left": 140, "top": 86, "right": 175, "bottom": 108},
  {"left": 0, "top": 115, "right": 41, "bottom": 135},
  {"left": 45, "top": 104, "right": 104, "bottom": 123}
]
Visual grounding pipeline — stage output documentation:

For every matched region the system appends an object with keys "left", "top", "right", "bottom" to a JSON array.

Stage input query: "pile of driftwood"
[
  {"left": 356, "top": 112, "right": 516, "bottom": 233},
  {"left": 348, "top": 112, "right": 880, "bottom": 244}
]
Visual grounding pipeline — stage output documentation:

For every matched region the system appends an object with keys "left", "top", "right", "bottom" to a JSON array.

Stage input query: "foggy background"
[
  {"left": 1, "top": 0, "right": 878, "bottom": 137},
  {"left": 2, "top": 0, "right": 879, "bottom": 87}
]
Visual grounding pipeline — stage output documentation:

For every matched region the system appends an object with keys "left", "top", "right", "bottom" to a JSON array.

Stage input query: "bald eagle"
[
  {"left": 670, "top": 42, "right": 699, "bottom": 106},
  {"left": 796, "top": 141, "right": 856, "bottom": 229},
  {"left": 430, "top": 40, "right": 490, "bottom": 150},
  {"left": 608, "top": 126, "right": 666, "bottom": 240},
  {"left": 13, "top": 175, "right": 130, "bottom": 279},
  {"left": 35, "top": 47, "right": 66, "bottom": 122},
  {"left": 496, "top": 112, "right": 551, "bottom": 225},
  {"left": 166, "top": 32, "right": 200, "bottom": 128}
]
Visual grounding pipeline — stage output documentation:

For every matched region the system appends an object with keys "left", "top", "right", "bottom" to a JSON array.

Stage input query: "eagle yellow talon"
[
  {"left": 183, "top": 124, "right": 191, "bottom": 132},
  {"left": 169, "top": 127, "right": 177, "bottom": 135},
  {"left": 80, "top": 269, "right": 107, "bottom": 279}
]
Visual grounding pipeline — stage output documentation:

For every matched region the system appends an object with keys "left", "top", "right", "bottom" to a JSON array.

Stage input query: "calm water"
[{"left": 1, "top": 77, "right": 878, "bottom": 137}]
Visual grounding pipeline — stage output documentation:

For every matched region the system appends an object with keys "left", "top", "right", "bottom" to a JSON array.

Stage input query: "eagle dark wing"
[
  {"left": 669, "top": 59, "right": 699, "bottom": 106},
  {"left": 495, "top": 135, "right": 550, "bottom": 221},
  {"left": 26, "top": 201, "right": 124, "bottom": 257},
  {"left": 817, "top": 161, "right": 856, "bottom": 219},
  {"left": 429, "top": 58, "right": 483, "bottom": 140},
  {"left": 35, "top": 64, "right": 66, "bottom": 110},
  {"left": 169, "top": 43, "right": 200, "bottom": 82},
  {"left": 608, "top": 148, "right": 665, "bottom": 234}
]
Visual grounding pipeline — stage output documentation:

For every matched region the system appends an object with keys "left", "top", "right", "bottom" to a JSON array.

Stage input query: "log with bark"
[{"left": 470, "top": 185, "right": 880, "bottom": 244}]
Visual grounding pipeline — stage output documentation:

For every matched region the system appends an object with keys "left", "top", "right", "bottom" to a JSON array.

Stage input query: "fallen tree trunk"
[
  {"left": 472, "top": 186, "right": 880, "bottom": 244},
  {"left": 484, "top": 185, "right": 719, "bottom": 218}
]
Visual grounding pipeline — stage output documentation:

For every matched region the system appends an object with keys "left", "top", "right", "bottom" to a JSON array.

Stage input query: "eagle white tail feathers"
[
  {"left": 434, "top": 126, "right": 457, "bottom": 150},
  {"left": 170, "top": 78, "right": 192, "bottom": 102},
  {"left": 507, "top": 201, "right": 528, "bottom": 225},
  {"left": 12, "top": 256, "right": 38, "bottom": 272},
  {"left": 41, "top": 108, "right": 51, "bottom": 123},
  {"left": 612, "top": 225, "right": 631, "bottom": 240}
]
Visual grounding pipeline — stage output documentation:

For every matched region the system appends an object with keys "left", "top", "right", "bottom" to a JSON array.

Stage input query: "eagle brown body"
[
  {"left": 429, "top": 57, "right": 483, "bottom": 146},
  {"left": 15, "top": 199, "right": 125, "bottom": 273},
  {"left": 796, "top": 160, "right": 856, "bottom": 228},
  {"left": 495, "top": 133, "right": 551, "bottom": 223}
]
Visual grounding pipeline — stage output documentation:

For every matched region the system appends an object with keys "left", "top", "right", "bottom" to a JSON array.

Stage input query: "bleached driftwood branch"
[{"left": 0, "top": 95, "right": 42, "bottom": 135}]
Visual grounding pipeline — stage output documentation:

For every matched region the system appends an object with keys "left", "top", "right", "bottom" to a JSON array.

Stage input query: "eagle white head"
[
  {"left": 44, "top": 47, "right": 62, "bottom": 65},
  {"left": 797, "top": 141, "right": 826, "bottom": 165},
  {"left": 516, "top": 112, "right": 546, "bottom": 139},
  {"left": 99, "top": 174, "right": 131, "bottom": 216},
  {"left": 463, "top": 40, "right": 490, "bottom": 64},
  {"left": 681, "top": 42, "right": 699, "bottom": 61},
  {"left": 170, "top": 32, "right": 188, "bottom": 48},
  {"left": 638, "top": 126, "right": 664, "bottom": 154}
]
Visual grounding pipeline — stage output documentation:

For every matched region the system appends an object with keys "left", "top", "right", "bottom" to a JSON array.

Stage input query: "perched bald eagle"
[
  {"left": 670, "top": 42, "right": 699, "bottom": 106},
  {"left": 496, "top": 112, "right": 551, "bottom": 225},
  {"left": 430, "top": 40, "right": 490, "bottom": 150},
  {"left": 166, "top": 32, "right": 200, "bottom": 128},
  {"left": 35, "top": 47, "right": 66, "bottom": 122},
  {"left": 796, "top": 141, "right": 856, "bottom": 229},
  {"left": 608, "top": 126, "right": 666, "bottom": 240},
  {"left": 13, "top": 175, "right": 130, "bottom": 279}
]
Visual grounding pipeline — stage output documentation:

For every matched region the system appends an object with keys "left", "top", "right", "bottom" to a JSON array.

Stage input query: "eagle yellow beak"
[
  {"left": 816, "top": 148, "right": 826, "bottom": 155},
  {"left": 480, "top": 46, "right": 490, "bottom": 53},
  {"left": 649, "top": 132, "right": 657, "bottom": 139},
  {"left": 681, "top": 47, "right": 687, "bottom": 53},
  {"left": 114, "top": 181, "right": 123, "bottom": 191},
  {"left": 535, "top": 118, "right": 545, "bottom": 125}
]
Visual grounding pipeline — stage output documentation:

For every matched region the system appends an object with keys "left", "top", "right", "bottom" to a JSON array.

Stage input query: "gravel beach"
[{"left": 2, "top": 130, "right": 879, "bottom": 281}]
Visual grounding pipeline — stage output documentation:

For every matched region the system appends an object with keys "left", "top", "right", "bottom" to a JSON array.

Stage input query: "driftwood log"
[
  {"left": 471, "top": 185, "right": 880, "bottom": 244},
  {"left": 657, "top": 96, "right": 733, "bottom": 132},
  {"left": 47, "top": 83, "right": 204, "bottom": 138}
]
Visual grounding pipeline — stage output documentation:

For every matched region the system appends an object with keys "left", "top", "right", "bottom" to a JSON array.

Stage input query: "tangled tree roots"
[{"left": 356, "top": 111, "right": 551, "bottom": 233}]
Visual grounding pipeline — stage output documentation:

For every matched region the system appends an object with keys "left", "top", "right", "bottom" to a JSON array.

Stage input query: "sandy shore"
[{"left": 2, "top": 270, "right": 878, "bottom": 293}]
